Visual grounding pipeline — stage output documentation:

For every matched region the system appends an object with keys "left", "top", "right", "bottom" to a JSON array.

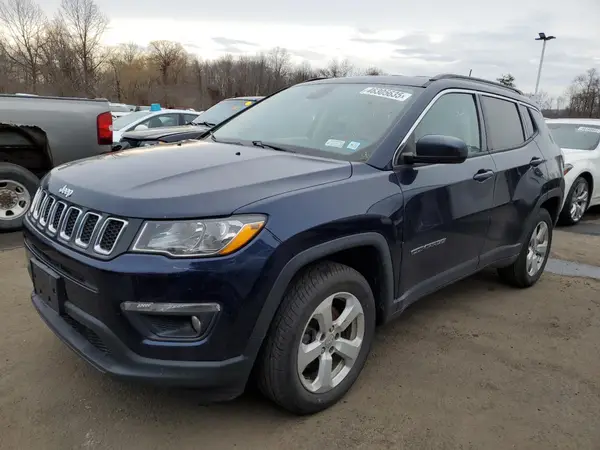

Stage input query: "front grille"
[
  {"left": 40, "top": 197, "right": 55, "bottom": 225},
  {"left": 76, "top": 213, "right": 100, "bottom": 247},
  {"left": 62, "top": 314, "right": 110, "bottom": 354},
  {"left": 95, "top": 219, "right": 126, "bottom": 255},
  {"left": 27, "top": 188, "right": 128, "bottom": 257},
  {"left": 49, "top": 202, "right": 66, "bottom": 233}
]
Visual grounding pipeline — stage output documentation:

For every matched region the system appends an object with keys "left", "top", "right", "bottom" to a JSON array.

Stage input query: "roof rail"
[
  {"left": 303, "top": 77, "right": 329, "bottom": 82},
  {"left": 430, "top": 73, "right": 524, "bottom": 95}
]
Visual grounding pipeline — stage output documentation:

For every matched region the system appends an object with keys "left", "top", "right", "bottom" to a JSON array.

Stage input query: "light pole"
[{"left": 534, "top": 32, "right": 556, "bottom": 96}]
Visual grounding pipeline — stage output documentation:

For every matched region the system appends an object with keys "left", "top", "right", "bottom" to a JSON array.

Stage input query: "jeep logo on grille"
[{"left": 58, "top": 185, "right": 74, "bottom": 198}]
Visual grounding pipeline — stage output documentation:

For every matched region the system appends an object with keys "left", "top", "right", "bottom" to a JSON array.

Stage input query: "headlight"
[
  {"left": 563, "top": 163, "right": 573, "bottom": 175},
  {"left": 131, "top": 215, "right": 266, "bottom": 257}
]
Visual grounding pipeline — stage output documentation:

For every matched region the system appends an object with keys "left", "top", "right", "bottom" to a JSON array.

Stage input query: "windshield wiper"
[
  {"left": 251, "top": 140, "right": 293, "bottom": 152},
  {"left": 192, "top": 121, "right": 217, "bottom": 127}
]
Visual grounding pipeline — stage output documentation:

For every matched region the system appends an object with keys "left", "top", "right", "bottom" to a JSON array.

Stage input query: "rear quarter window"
[{"left": 481, "top": 96, "right": 526, "bottom": 151}]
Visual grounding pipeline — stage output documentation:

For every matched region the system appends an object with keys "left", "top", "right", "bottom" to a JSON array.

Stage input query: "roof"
[
  {"left": 147, "top": 109, "right": 200, "bottom": 115},
  {"left": 300, "top": 73, "right": 534, "bottom": 107},
  {"left": 228, "top": 96, "right": 264, "bottom": 101},
  {"left": 545, "top": 118, "right": 600, "bottom": 125}
]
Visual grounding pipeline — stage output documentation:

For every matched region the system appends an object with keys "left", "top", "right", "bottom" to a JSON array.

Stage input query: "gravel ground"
[{"left": 1, "top": 230, "right": 600, "bottom": 450}]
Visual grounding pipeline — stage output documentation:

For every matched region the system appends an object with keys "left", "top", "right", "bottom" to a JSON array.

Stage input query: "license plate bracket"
[{"left": 30, "top": 258, "right": 65, "bottom": 314}]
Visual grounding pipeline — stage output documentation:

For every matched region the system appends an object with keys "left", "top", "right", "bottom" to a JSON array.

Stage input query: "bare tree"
[
  {"left": 58, "top": 0, "right": 108, "bottom": 96},
  {"left": 319, "top": 58, "right": 354, "bottom": 78},
  {"left": 496, "top": 73, "right": 516, "bottom": 88},
  {"left": 0, "top": 0, "right": 46, "bottom": 93},
  {"left": 148, "top": 40, "right": 185, "bottom": 84},
  {"left": 363, "top": 66, "right": 384, "bottom": 76}
]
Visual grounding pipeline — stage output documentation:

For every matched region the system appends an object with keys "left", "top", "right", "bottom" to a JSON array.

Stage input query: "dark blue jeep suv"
[{"left": 23, "top": 74, "right": 564, "bottom": 415}]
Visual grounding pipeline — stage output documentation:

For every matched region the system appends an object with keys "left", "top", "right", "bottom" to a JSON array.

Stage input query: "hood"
[
  {"left": 45, "top": 141, "right": 351, "bottom": 219},
  {"left": 120, "top": 125, "right": 206, "bottom": 141}
]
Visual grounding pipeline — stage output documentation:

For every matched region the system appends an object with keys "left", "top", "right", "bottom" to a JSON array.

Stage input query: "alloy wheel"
[
  {"left": 297, "top": 292, "right": 365, "bottom": 394},
  {"left": 526, "top": 221, "right": 549, "bottom": 276},
  {"left": 569, "top": 182, "right": 588, "bottom": 222}
]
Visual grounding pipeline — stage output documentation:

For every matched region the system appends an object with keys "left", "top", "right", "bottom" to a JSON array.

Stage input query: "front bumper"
[
  {"left": 23, "top": 222, "right": 281, "bottom": 394},
  {"left": 32, "top": 292, "right": 248, "bottom": 394}
]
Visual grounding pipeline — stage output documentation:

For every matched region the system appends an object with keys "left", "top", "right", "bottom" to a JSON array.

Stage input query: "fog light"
[
  {"left": 121, "top": 302, "right": 220, "bottom": 340},
  {"left": 191, "top": 316, "right": 203, "bottom": 333}
]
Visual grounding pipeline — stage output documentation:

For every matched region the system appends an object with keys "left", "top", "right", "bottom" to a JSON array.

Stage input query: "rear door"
[
  {"left": 394, "top": 91, "right": 496, "bottom": 304},
  {"left": 479, "top": 95, "right": 547, "bottom": 264}
]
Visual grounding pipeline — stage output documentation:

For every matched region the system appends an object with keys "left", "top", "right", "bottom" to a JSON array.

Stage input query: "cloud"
[
  {"left": 212, "top": 37, "right": 257, "bottom": 47},
  {"left": 288, "top": 49, "right": 327, "bottom": 60}
]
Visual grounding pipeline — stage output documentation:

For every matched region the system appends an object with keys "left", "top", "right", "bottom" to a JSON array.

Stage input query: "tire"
[
  {"left": 559, "top": 176, "right": 590, "bottom": 226},
  {"left": 0, "top": 163, "right": 39, "bottom": 232},
  {"left": 497, "top": 208, "right": 553, "bottom": 288},
  {"left": 257, "top": 261, "right": 376, "bottom": 415}
]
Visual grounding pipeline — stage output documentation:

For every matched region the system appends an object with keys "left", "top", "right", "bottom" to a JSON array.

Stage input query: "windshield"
[
  {"left": 113, "top": 111, "right": 152, "bottom": 130},
  {"left": 211, "top": 83, "right": 421, "bottom": 161},
  {"left": 193, "top": 99, "right": 257, "bottom": 126},
  {"left": 547, "top": 123, "right": 600, "bottom": 150}
]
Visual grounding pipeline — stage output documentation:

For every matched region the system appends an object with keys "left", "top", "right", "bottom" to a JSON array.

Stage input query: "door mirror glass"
[{"left": 404, "top": 135, "right": 468, "bottom": 164}]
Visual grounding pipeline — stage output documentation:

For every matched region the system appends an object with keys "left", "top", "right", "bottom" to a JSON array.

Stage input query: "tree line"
[{"left": 0, "top": 0, "right": 598, "bottom": 116}]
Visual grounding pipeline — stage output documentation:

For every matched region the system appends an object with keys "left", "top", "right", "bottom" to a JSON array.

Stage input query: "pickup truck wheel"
[
  {"left": 559, "top": 176, "right": 589, "bottom": 225},
  {"left": 257, "top": 261, "right": 376, "bottom": 415},
  {"left": 497, "top": 208, "right": 553, "bottom": 288},
  {"left": 0, "top": 163, "right": 39, "bottom": 231}
]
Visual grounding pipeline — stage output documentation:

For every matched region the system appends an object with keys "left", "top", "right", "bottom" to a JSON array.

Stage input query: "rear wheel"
[
  {"left": 498, "top": 208, "right": 553, "bottom": 288},
  {"left": 0, "top": 163, "right": 39, "bottom": 231},
  {"left": 257, "top": 261, "right": 376, "bottom": 415},
  {"left": 559, "top": 176, "right": 589, "bottom": 225}
]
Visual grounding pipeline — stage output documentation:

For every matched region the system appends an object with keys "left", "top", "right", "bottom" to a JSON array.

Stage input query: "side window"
[
  {"left": 481, "top": 96, "right": 525, "bottom": 151},
  {"left": 183, "top": 113, "right": 198, "bottom": 124},
  {"left": 139, "top": 114, "right": 179, "bottom": 129},
  {"left": 519, "top": 105, "right": 534, "bottom": 139},
  {"left": 412, "top": 93, "right": 482, "bottom": 155}
]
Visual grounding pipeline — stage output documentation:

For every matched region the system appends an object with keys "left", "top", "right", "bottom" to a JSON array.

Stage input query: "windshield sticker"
[
  {"left": 347, "top": 141, "right": 361, "bottom": 150},
  {"left": 360, "top": 87, "right": 412, "bottom": 102},
  {"left": 577, "top": 126, "right": 600, "bottom": 134},
  {"left": 325, "top": 139, "right": 345, "bottom": 148},
  {"left": 244, "top": 101, "right": 253, "bottom": 106}
]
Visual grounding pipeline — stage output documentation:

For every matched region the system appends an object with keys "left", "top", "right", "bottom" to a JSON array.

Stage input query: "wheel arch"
[{"left": 243, "top": 232, "right": 395, "bottom": 364}]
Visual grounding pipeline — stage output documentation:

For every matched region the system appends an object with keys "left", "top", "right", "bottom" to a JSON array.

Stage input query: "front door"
[{"left": 394, "top": 91, "right": 495, "bottom": 310}]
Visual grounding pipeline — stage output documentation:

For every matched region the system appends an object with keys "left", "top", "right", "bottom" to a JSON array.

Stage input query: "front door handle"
[
  {"left": 530, "top": 156, "right": 544, "bottom": 167},
  {"left": 473, "top": 169, "right": 494, "bottom": 182}
]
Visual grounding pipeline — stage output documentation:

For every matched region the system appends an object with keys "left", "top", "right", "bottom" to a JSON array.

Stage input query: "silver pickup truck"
[{"left": 0, "top": 94, "right": 112, "bottom": 231}]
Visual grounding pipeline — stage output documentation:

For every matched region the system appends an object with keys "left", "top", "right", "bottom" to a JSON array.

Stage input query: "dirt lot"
[{"left": 1, "top": 228, "right": 600, "bottom": 450}]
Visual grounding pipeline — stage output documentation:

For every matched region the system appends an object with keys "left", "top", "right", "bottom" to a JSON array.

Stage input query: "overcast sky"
[{"left": 46, "top": 0, "right": 600, "bottom": 98}]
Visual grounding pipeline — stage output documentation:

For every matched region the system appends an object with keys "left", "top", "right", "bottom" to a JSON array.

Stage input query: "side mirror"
[
  {"left": 134, "top": 124, "right": 148, "bottom": 131},
  {"left": 403, "top": 135, "right": 468, "bottom": 165}
]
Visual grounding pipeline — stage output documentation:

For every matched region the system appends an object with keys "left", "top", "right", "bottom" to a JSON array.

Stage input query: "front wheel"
[
  {"left": 498, "top": 208, "right": 553, "bottom": 288},
  {"left": 559, "top": 176, "right": 589, "bottom": 225},
  {"left": 0, "top": 163, "right": 39, "bottom": 231},
  {"left": 257, "top": 261, "right": 376, "bottom": 415}
]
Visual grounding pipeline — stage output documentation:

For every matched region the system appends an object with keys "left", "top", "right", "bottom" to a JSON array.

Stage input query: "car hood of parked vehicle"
[
  {"left": 121, "top": 124, "right": 209, "bottom": 141},
  {"left": 44, "top": 140, "right": 352, "bottom": 219}
]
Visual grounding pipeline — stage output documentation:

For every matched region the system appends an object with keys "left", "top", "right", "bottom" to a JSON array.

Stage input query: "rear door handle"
[
  {"left": 473, "top": 169, "right": 494, "bottom": 182},
  {"left": 530, "top": 157, "right": 544, "bottom": 167}
]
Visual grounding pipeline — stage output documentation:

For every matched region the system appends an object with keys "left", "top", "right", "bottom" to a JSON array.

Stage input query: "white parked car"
[
  {"left": 111, "top": 109, "right": 202, "bottom": 143},
  {"left": 546, "top": 118, "right": 600, "bottom": 225},
  {"left": 109, "top": 102, "right": 135, "bottom": 119}
]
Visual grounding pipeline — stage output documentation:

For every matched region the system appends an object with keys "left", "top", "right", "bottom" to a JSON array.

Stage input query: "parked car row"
[
  {"left": 21, "top": 73, "right": 566, "bottom": 415},
  {"left": 112, "top": 96, "right": 263, "bottom": 150},
  {"left": 545, "top": 118, "right": 600, "bottom": 225}
]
